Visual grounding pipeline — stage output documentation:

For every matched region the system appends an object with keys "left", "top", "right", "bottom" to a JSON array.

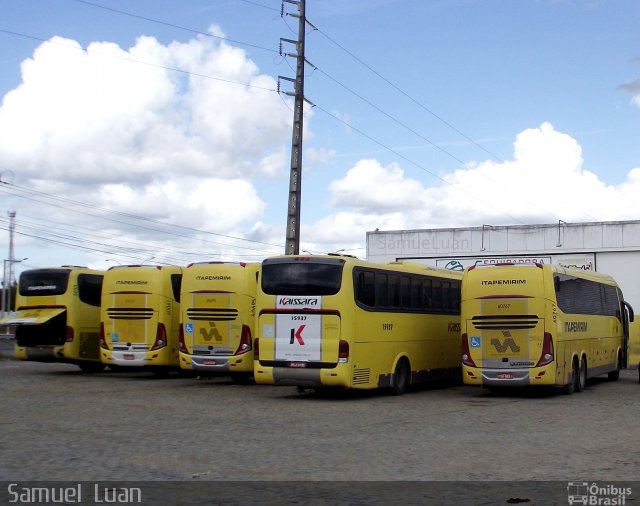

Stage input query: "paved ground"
[{"left": 0, "top": 355, "right": 638, "bottom": 505}]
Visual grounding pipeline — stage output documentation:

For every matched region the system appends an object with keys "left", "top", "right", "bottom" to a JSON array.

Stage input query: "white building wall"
[{"left": 596, "top": 251, "right": 640, "bottom": 311}]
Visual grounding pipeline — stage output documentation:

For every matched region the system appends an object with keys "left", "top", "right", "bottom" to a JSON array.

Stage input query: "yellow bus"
[
  {"left": 100, "top": 265, "right": 182, "bottom": 376},
  {"left": 254, "top": 254, "right": 462, "bottom": 394},
  {"left": 4, "top": 266, "right": 105, "bottom": 372},
  {"left": 178, "top": 261, "right": 258, "bottom": 382},
  {"left": 461, "top": 263, "right": 634, "bottom": 393}
]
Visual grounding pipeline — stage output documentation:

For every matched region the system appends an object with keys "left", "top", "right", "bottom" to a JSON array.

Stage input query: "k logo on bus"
[
  {"left": 201, "top": 322, "right": 223, "bottom": 342},
  {"left": 290, "top": 325, "right": 305, "bottom": 345},
  {"left": 491, "top": 337, "right": 520, "bottom": 353}
]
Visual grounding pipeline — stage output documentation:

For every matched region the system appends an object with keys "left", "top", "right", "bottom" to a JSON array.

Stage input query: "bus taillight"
[
  {"left": 65, "top": 326, "right": 74, "bottom": 343},
  {"left": 536, "top": 332, "right": 554, "bottom": 367},
  {"left": 99, "top": 322, "right": 109, "bottom": 350},
  {"left": 253, "top": 338, "right": 259, "bottom": 360},
  {"left": 338, "top": 339, "right": 349, "bottom": 363},
  {"left": 150, "top": 323, "right": 168, "bottom": 350},
  {"left": 462, "top": 333, "right": 476, "bottom": 367},
  {"left": 178, "top": 324, "right": 188, "bottom": 354},
  {"left": 234, "top": 325, "right": 252, "bottom": 355}
]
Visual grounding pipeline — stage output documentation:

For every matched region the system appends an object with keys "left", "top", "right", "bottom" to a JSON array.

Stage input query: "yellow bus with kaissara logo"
[
  {"left": 254, "top": 254, "right": 462, "bottom": 394},
  {"left": 100, "top": 265, "right": 182, "bottom": 376},
  {"left": 178, "top": 262, "right": 258, "bottom": 383},
  {"left": 3, "top": 267, "right": 105, "bottom": 372},
  {"left": 461, "top": 263, "right": 634, "bottom": 393}
]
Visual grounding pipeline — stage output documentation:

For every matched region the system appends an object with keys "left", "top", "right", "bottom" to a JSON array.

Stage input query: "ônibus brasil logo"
[{"left": 567, "top": 482, "right": 632, "bottom": 505}]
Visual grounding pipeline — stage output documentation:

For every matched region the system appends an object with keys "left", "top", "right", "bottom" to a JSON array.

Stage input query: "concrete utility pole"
[
  {"left": 281, "top": 0, "right": 307, "bottom": 255},
  {"left": 1, "top": 210, "right": 16, "bottom": 316}
]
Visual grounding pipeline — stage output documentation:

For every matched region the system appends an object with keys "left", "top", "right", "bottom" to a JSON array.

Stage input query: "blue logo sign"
[
  {"left": 112, "top": 332, "right": 119, "bottom": 342},
  {"left": 444, "top": 260, "right": 464, "bottom": 271},
  {"left": 185, "top": 323, "right": 194, "bottom": 334},
  {"left": 470, "top": 336, "right": 481, "bottom": 348}
]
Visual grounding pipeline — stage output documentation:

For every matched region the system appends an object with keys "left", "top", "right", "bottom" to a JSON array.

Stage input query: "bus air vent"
[
  {"left": 352, "top": 368, "right": 370, "bottom": 385},
  {"left": 107, "top": 308, "right": 154, "bottom": 320},
  {"left": 187, "top": 308, "right": 239, "bottom": 321},
  {"left": 471, "top": 315, "right": 539, "bottom": 330}
]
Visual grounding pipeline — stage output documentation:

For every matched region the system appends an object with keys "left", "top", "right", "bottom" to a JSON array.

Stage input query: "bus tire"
[
  {"left": 151, "top": 368, "right": 171, "bottom": 378},
  {"left": 230, "top": 372, "right": 252, "bottom": 384},
  {"left": 562, "top": 359, "right": 577, "bottom": 395},
  {"left": 78, "top": 362, "right": 105, "bottom": 373},
  {"left": 576, "top": 356, "right": 587, "bottom": 392},
  {"left": 391, "top": 358, "right": 410, "bottom": 396},
  {"left": 608, "top": 351, "right": 622, "bottom": 381}
]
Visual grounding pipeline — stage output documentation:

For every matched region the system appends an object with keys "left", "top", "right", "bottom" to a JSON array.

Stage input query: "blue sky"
[{"left": 0, "top": 0, "right": 639, "bottom": 274}]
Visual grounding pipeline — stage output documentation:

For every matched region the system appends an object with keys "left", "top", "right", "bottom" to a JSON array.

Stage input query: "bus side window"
[
  {"left": 77, "top": 274, "right": 103, "bottom": 307},
  {"left": 451, "top": 280, "right": 461, "bottom": 312},
  {"left": 171, "top": 274, "right": 182, "bottom": 303},
  {"left": 422, "top": 279, "right": 432, "bottom": 310},
  {"left": 376, "top": 273, "right": 388, "bottom": 308},
  {"left": 442, "top": 281, "right": 451, "bottom": 313},
  {"left": 411, "top": 277, "right": 423, "bottom": 310},
  {"left": 356, "top": 270, "right": 375, "bottom": 308},
  {"left": 388, "top": 275, "right": 400, "bottom": 309},
  {"left": 432, "top": 280, "right": 443, "bottom": 311},
  {"left": 401, "top": 276, "right": 411, "bottom": 310}
]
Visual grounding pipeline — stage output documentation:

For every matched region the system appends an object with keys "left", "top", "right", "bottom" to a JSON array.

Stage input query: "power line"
[
  {"left": 313, "top": 26, "right": 505, "bottom": 164},
  {"left": 312, "top": 102, "right": 531, "bottom": 225},
  {"left": 0, "top": 28, "right": 278, "bottom": 93},
  {"left": 68, "top": 0, "right": 279, "bottom": 53},
  {"left": 0, "top": 182, "right": 285, "bottom": 253}
]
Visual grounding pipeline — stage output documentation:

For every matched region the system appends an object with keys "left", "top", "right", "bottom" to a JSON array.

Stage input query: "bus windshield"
[
  {"left": 19, "top": 269, "right": 70, "bottom": 296},
  {"left": 261, "top": 259, "right": 344, "bottom": 296}
]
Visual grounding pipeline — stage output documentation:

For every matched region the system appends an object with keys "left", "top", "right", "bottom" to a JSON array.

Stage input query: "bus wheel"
[
  {"left": 391, "top": 358, "right": 410, "bottom": 396},
  {"left": 608, "top": 351, "right": 622, "bottom": 381},
  {"left": 78, "top": 362, "right": 105, "bottom": 373},
  {"left": 562, "top": 359, "right": 577, "bottom": 395},
  {"left": 151, "top": 368, "right": 170, "bottom": 378},
  {"left": 230, "top": 372, "right": 252, "bottom": 384},
  {"left": 576, "top": 356, "right": 587, "bottom": 392}
]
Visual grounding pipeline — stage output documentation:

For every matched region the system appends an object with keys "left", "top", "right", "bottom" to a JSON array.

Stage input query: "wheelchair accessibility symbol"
[{"left": 470, "top": 336, "right": 481, "bottom": 348}]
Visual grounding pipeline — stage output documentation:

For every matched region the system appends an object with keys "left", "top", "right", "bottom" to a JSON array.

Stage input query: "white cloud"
[
  {"left": 0, "top": 29, "right": 297, "bottom": 265},
  {"left": 329, "top": 159, "right": 425, "bottom": 211},
  {"left": 99, "top": 178, "right": 265, "bottom": 232},
  {"left": 316, "top": 122, "right": 640, "bottom": 250},
  {"left": 0, "top": 31, "right": 292, "bottom": 184}
]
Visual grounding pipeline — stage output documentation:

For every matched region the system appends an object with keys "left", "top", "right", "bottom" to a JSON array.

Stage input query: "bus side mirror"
[{"left": 624, "top": 301, "right": 634, "bottom": 323}]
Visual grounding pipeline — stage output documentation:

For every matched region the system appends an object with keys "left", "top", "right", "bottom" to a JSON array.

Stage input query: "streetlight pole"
[{"left": 1, "top": 257, "right": 27, "bottom": 317}]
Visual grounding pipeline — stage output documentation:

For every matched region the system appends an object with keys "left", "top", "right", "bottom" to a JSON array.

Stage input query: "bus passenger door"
[{"left": 622, "top": 300, "right": 634, "bottom": 368}]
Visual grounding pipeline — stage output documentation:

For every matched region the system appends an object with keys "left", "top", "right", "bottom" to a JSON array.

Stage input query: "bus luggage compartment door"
[
  {"left": 12, "top": 308, "right": 67, "bottom": 347},
  {"left": 260, "top": 311, "right": 341, "bottom": 366},
  {"left": 470, "top": 298, "right": 543, "bottom": 384}
]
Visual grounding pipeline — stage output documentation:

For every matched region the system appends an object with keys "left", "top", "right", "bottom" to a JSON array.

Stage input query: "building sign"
[
  {"left": 554, "top": 254, "right": 594, "bottom": 271},
  {"left": 430, "top": 254, "right": 595, "bottom": 272}
]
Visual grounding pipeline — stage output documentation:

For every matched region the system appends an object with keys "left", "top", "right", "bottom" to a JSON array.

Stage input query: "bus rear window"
[
  {"left": 19, "top": 270, "right": 70, "bottom": 297},
  {"left": 262, "top": 261, "right": 343, "bottom": 296}
]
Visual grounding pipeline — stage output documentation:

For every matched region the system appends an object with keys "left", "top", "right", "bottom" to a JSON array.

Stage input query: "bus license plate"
[
  {"left": 203, "top": 359, "right": 217, "bottom": 366},
  {"left": 290, "top": 362, "right": 307, "bottom": 368},
  {"left": 123, "top": 354, "right": 135, "bottom": 360},
  {"left": 497, "top": 373, "right": 513, "bottom": 379}
]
